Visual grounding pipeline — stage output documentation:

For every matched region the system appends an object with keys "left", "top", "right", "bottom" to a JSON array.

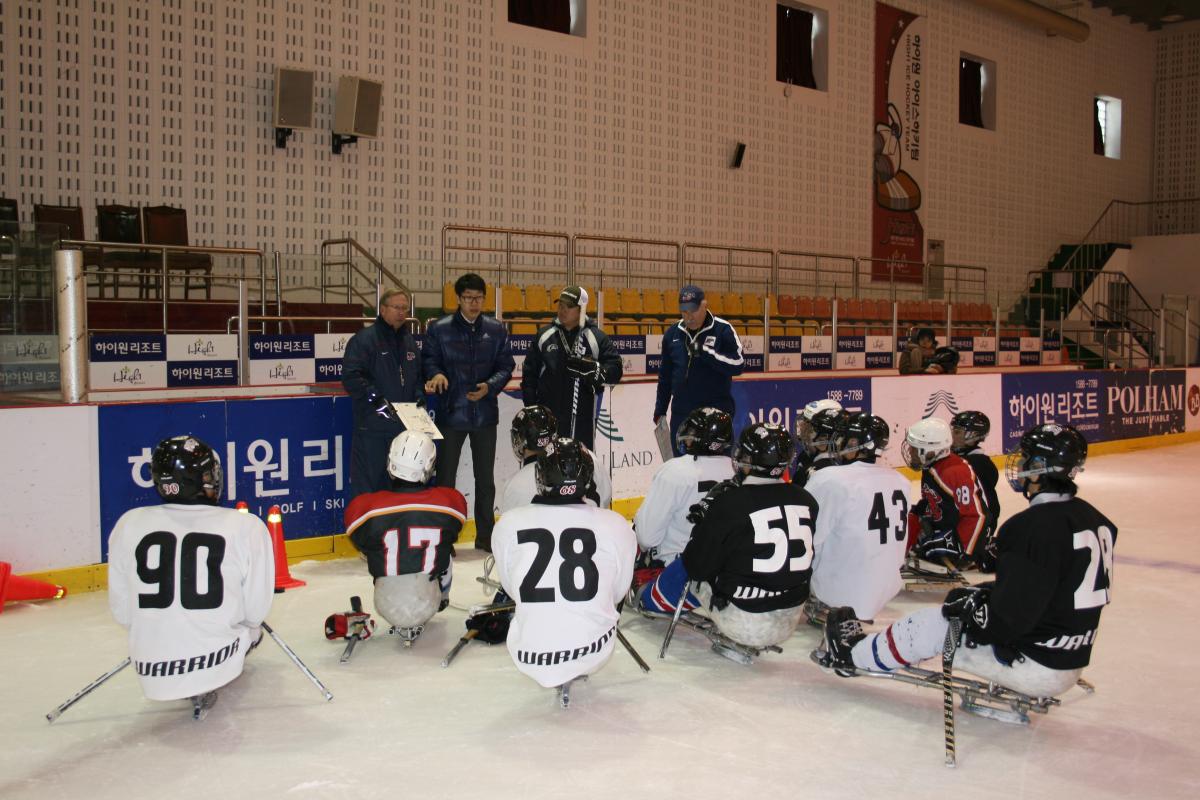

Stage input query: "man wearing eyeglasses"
[
  {"left": 422, "top": 273, "right": 516, "bottom": 552},
  {"left": 343, "top": 288, "right": 423, "bottom": 497}
]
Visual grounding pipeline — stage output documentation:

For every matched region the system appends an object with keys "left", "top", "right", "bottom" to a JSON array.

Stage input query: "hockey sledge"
[
  {"left": 439, "top": 599, "right": 516, "bottom": 668},
  {"left": 557, "top": 675, "right": 588, "bottom": 709},
  {"left": 190, "top": 690, "right": 218, "bottom": 721},
  {"left": 633, "top": 605, "right": 783, "bottom": 666},
  {"left": 901, "top": 555, "right": 970, "bottom": 593},
  {"left": 809, "top": 647, "right": 1095, "bottom": 725}
]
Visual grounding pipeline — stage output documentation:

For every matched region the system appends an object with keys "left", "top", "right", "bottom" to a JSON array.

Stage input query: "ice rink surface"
[{"left": 3, "top": 443, "right": 1199, "bottom": 800}]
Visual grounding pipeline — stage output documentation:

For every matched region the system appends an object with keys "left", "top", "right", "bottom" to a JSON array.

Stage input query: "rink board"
[{"left": 0, "top": 367, "right": 1194, "bottom": 575}]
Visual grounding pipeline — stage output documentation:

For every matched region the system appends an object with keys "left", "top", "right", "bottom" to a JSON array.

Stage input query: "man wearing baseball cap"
[
  {"left": 654, "top": 284, "right": 745, "bottom": 451},
  {"left": 521, "top": 285, "right": 623, "bottom": 450}
]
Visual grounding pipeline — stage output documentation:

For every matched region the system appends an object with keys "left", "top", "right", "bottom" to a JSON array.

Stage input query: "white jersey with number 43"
[
  {"left": 108, "top": 503, "right": 274, "bottom": 701},
  {"left": 805, "top": 460, "right": 911, "bottom": 620},
  {"left": 493, "top": 502, "right": 636, "bottom": 688}
]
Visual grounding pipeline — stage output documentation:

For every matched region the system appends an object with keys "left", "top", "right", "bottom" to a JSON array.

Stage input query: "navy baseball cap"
[{"left": 679, "top": 285, "right": 705, "bottom": 312}]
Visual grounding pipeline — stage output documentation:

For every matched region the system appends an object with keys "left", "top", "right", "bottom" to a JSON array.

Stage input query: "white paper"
[
  {"left": 393, "top": 403, "right": 443, "bottom": 440},
  {"left": 654, "top": 415, "right": 674, "bottom": 463}
]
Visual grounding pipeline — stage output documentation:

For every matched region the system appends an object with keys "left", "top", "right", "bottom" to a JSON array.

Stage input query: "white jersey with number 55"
[
  {"left": 493, "top": 502, "right": 636, "bottom": 688},
  {"left": 108, "top": 503, "right": 274, "bottom": 701},
  {"left": 805, "top": 460, "right": 911, "bottom": 620}
]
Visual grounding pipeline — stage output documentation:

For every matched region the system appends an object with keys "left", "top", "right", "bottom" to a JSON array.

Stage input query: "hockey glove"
[
  {"left": 566, "top": 354, "right": 603, "bottom": 386},
  {"left": 366, "top": 391, "right": 399, "bottom": 422},
  {"left": 941, "top": 586, "right": 991, "bottom": 640},
  {"left": 914, "top": 526, "right": 965, "bottom": 567},
  {"left": 686, "top": 478, "right": 740, "bottom": 525},
  {"left": 324, "top": 611, "right": 376, "bottom": 641},
  {"left": 465, "top": 608, "right": 513, "bottom": 645}
]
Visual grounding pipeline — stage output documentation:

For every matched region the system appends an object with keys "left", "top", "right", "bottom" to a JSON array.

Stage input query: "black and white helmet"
[
  {"left": 535, "top": 437, "right": 594, "bottom": 500},
  {"left": 677, "top": 407, "right": 734, "bottom": 456},
  {"left": 1005, "top": 423, "right": 1087, "bottom": 496},
  {"left": 152, "top": 435, "right": 222, "bottom": 504},
  {"left": 950, "top": 410, "right": 990, "bottom": 454},
  {"left": 802, "top": 408, "right": 844, "bottom": 457},
  {"left": 834, "top": 413, "right": 890, "bottom": 463},
  {"left": 511, "top": 405, "right": 557, "bottom": 463},
  {"left": 733, "top": 423, "right": 795, "bottom": 479},
  {"left": 796, "top": 397, "right": 843, "bottom": 445},
  {"left": 387, "top": 431, "right": 437, "bottom": 483}
]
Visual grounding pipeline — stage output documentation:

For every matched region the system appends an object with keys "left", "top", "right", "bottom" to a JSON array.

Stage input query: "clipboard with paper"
[
  {"left": 654, "top": 416, "right": 674, "bottom": 463},
  {"left": 392, "top": 403, "right": 443, "bottom": 440}
]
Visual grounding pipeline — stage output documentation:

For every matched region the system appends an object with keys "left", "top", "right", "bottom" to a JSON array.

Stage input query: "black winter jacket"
[
  {"left": 341, "top": 317, "right": 423, "bottom": 436},
  {"left": 421, "top": 311, "right": 515, "bottom": 430},
  {"left": 520, "top": 319, "right": 623, "bottom": 437}
]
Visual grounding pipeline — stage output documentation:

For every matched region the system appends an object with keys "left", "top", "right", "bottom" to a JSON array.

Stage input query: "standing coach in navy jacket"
[
  {"left": 654, "top": 285, "right": 745, "bottom": 452},
  {"left": 422, "top": 273, "right": 515, "bottom": 552},
  {"left": 342, "top": 288, "right": 423, "bottom": 497}
]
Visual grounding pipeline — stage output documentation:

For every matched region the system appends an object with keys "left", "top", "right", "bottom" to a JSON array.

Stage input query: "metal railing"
[
  {"left": 320, "top": 238, "right": 413, "bottom": 312},
  {"left": 440, "top": 225, "right": 570, "bottom": 288},
  {"left": 1059, "top": 197, "right": 1200, "bottom": 274},
  {"left": 682, "top": 242, "right": 773, "bottom": 293},
  {"left": 572, "top": 235, "right": 680, "bottom": 290},
  {"left": 777, "top": 250, "right": 858, "bottom": 298}
]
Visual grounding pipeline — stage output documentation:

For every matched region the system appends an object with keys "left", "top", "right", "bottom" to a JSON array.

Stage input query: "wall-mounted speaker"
[
  {"left": 731, "top": 142, "right": 747, "bottom": 169},
  {"left": 273, "top": 68, "right": 314, "bottom": 148},
  {"left": 332, "top": 76, "right": 383, "bottom": 154}
]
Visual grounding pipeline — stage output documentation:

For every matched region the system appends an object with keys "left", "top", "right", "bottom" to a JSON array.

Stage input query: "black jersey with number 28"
[{"left": 986, "top": 494, "right": 1116, "bottom": 670}]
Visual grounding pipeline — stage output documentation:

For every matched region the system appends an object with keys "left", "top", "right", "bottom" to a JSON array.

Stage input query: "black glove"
[
  {"left": 975, "top": 529, "right": 999, "bottom": 573},
  {"left": 366, "top": 391, "right": 399, "bottom": 422},
  {"left": 465, "top": 607, "right": 513, "bottom": 645},
  {"left": 912, "top": 498, "right": 929, "bottom": 519},
  {"left": 566, "top": 354, "right": 603, "bottom": 385},
  {"left": 941, "top": 586, "right": 991, "bottom": 639},
  {"left": 686, "top": 478, "right": 740, "bottom": 525},
  {"left": 915, "top": 526, "right": 965, "bottom": 566}
]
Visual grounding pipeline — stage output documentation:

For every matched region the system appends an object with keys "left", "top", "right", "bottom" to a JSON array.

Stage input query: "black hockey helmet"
[
  {"left": 930, "top": 345, "right": 959, "bottom": 371},
  {"left": 733, "top": 423, "right": 794, "bottom": 478},
  {"left": 950, "top": 410, "right": 990, "bottom": 454},
  {"left": 535, "top": 437, "right": 594, "bottom": 501},
  {"left": 151, "top": 435, "right": 222, "bottom": 504},
  {"left": 511, "top": 405, "right": 558, "bottom": 462},
  {"left": 677, "top": 406, "right": 733, "bottom": 456},
  {"left": 802, "top": 408, "right": 844, "bottom": 456},
  {"left": 1004, "top": 423, "right": 1087, "bottom": 497},
  {"left": 834, "top": 412, "right": 890, "bottom": 463}
]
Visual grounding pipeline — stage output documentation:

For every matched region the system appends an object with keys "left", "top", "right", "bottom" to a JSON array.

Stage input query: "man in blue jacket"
[
  {"left": 422, "top": 273, "right": 516, "bottom": 552},
  {"left": 654, "top": 285, "right": 745, "bottom": 451},
  {"left": 342, "top": 289, "right": 423, "bottom": 497}
]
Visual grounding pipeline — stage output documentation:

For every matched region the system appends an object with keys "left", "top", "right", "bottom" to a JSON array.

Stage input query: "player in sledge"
[{"left": 819, "top": 424, "right": 1113, "bottom": 725}]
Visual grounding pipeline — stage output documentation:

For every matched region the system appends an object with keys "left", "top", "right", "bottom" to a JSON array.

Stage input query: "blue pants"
[{"left": 639, "top": 558, "right": 701, "bottom": 613}]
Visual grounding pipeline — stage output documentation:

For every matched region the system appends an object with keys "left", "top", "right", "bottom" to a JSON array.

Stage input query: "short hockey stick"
[
  {"left": 46, "top": 658, "right": 131, "bottom": 723},
  {"left": 943, "top": 617, "right": 963, "bottom": 767},
  {"left": 262, "top": 622, "right": 333, "bottom": 702},
  {"left": 441, "top": 629, "right": 479, "bottom": 668},
  {"left": 658, "top": 582, "right": 692, "bottom": 659}
]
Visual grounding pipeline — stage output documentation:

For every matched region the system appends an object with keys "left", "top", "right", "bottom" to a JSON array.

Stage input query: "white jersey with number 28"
[{"left": 492, "top": 502, "right": 636, "bottom": 688}]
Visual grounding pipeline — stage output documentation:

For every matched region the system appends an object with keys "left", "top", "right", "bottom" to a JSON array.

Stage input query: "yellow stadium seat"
[
  {"left": 705, "top": 292, "right": 723, "bottom": 315},
  {"left": 619, "top": 288, "right": 643, "bottom": 315},
  {"left": 597, "top": 288, "right": 619, "bottom": 315},
  {"left": 642, "top": 289, "right": 665, "bottom": 315},
  {"left": 525, "top": 285, "right": 552, "bottom": 313},
  {"left": 742, "top": 293, "right": 763, "bottom": 317},
  {"left": 442, "top": 283, "right": 456, "bottom": 312},
  {"left": 721, "top": 292, "right": 743, "bottom": 316},
  {"left": 500, "top": 284, "right": 524, "bottom": 316},
  {"left": 511, "top": 321, "right": 537, "bottom": 334}
]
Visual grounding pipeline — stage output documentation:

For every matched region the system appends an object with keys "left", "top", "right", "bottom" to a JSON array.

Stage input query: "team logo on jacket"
[{"left": 923, "top": 390, "right": 959, "bottom": 417}]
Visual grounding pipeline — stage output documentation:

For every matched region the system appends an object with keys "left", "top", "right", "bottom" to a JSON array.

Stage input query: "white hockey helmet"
[
  {"left": 797, "top": 397, "right": 843, "bottom": 442},
  {"left": 902, "top": 417, "right": 952, "bottom": 470},
  {"left": 387, "top": 431, "right": 437, "bottom": 483}
]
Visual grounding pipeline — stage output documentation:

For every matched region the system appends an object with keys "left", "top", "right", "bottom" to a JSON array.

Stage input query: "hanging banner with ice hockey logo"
[{"left": 871, "top": 3, "right": 925, "bottom": 284}]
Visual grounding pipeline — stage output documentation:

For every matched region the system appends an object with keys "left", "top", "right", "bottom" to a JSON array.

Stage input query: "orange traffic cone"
[
  {"left": 267, "top": 505, "right": 306, "bottom": 593},
  {"left": 0, "top": 561, "right": 67, "bottom": 614}
]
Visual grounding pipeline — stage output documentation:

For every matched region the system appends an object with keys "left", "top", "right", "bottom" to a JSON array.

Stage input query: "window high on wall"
[
  {"left": 959, "top": 53, "right": 996, "bottom": 130},
  {"left": 1094, "top": 95, "right": 1123, "bottom": 159},
  {"left": 775, "top": 2, "right": 828, "bottom": 92},
  {"left": 509, "top": 0, "right": 586, "bottom": 36}
]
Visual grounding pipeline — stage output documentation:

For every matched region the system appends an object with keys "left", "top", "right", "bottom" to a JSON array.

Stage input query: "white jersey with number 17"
[
  {"left": 805, "top": 460, "right": 911, "bottom": 620},
  {"left": 492, "top": 502, "right": 636, "bottom": 688}
]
